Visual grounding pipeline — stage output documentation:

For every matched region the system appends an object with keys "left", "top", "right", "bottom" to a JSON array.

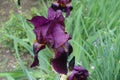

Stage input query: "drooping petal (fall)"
[
  {"left": 51, "top": 42, "right": 73, "bottom": 74},
  {"left": 51, "top": 46, "right": 68, "bottom": 74},
  {"left": 51, "top": 53, "right": 68, "bottom": 74},
  {"left": 30, "top": 42, "right": 45, "bottom": 67}
]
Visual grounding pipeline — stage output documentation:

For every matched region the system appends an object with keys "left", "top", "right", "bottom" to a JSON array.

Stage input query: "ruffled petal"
[
  {"left": 48, "top": 8, "right": 56, "bottom": 20},
  {"left": 29, "top": 16, "right": 51, "bottom": 43},
  {"left": 50, "top": 23, "right": 70, "bottom": 48},
  {"left": 28, "top": 16, "right": 49, "bottom": 28},
  {"left": 48, "top": 8, "right": 65, "bottom": 26},
  {"left": 48, "top": 7, "right": 64, "bottom": 20}
]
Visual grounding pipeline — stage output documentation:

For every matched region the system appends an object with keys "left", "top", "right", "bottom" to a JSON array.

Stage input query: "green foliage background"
[{"left": 0, "top": 0, "right": 120, "bottom": 80}]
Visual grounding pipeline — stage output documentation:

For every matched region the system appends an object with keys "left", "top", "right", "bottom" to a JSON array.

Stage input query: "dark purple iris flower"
[
  {"left": 67, "top": 66, "right": 89, "bottom": 80},
  {"left": 51, "top": 0, "right": 73, "bottom": 17},
  {"left": 28, "top": 8, "right": 73, "bottom": 74}
]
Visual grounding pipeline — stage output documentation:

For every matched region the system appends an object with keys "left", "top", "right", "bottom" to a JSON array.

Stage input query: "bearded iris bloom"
[
  {"left": 28, "top": 7, "right": 73, "bottom": 74},
  {"left": 67, "top": 66, "right": 89, "bottom": 80},
  {"left": 51, "top": 0, "right": 73, "bottom": 17}
]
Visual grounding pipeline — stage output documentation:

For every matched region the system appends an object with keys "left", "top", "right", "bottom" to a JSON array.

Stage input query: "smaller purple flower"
[
  {"left": 67, "top": 66, "right": 89, "bottom": 80},
  {"left": 51, "top": 0, "right": 73, "bottom": 17}
]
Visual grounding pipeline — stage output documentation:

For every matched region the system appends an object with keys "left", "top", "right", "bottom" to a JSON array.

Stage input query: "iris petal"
[
  {"left": 48, "top": 8, "right": 65, "bottom": 26},
  {"left": 51, "top": 24, "right": 70, "bottom": 48},
  {"left": 30, "top": 42, "right": 45, "bottom": 67},
  {"left": 67, "top": 66, "right": 89, "bottom": 80},
  {"left": 51, "top": 47, "right": 68, "bottom": 74},
  {"left": 28, "top": 16, "right": 49, "bottom": 28},
  {"left": 30, "top": 56, "right": 39, "bottom": 67},
  {"left": 51, "top": 42, "right": 72, "bottom": 74}
]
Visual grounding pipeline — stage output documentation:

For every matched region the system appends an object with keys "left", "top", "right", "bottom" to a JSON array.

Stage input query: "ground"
[{"left": 0, "top": 0, "right": 38, "bottom": 79}]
